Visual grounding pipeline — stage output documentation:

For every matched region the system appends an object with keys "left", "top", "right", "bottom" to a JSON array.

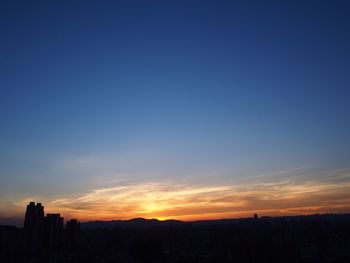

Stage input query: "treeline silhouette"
[{"left": 1, "top": 213, "right": 350, "bottom": 262}]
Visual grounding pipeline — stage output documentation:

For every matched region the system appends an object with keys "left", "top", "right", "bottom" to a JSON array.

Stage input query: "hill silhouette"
[{"left": 81, "top": 217, "right": 183, "bottom": 229}]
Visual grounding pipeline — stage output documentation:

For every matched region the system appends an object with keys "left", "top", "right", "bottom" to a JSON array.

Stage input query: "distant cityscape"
[{"left": 0, "top": 202, "right": 350, "bottom": 262}]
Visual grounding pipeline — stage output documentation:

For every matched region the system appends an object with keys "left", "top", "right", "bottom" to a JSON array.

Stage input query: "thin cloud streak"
[{"left": 9, "top": 167, "right": 347, "bottom": 221}]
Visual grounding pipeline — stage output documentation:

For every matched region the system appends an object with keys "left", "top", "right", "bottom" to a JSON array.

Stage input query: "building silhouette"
[
  {"left": 45, "top": 213, "right": 64, "bottom": 250},
  {"left": 24, "top": 202, "right": 79, "bottom": 255},
  {"left": 24, "top": 202, "right": 45, "bottom": 255},
  {"left": 66, "top": 219, "right": 80, "bottom": 251}
]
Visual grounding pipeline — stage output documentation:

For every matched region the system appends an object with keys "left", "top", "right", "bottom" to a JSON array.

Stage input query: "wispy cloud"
[{"left": 6, "top": 167, "right": 350, "bottom": 222}]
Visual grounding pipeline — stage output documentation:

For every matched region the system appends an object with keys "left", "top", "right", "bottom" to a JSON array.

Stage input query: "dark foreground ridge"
[{"left": 0, "top": 202, "right": 350, "bottom": 263}]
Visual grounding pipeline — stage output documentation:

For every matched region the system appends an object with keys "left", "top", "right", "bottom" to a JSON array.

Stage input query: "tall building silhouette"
[
  {"left": 24, "top": 202, "right": 45, "bottom": 254},
  {"left": 24, "top": 202, "right": 71, "bottom": 255},
  {"left": 45, "top": 213, "right": 64, "bottom": 250},
  {"left": 66, "top": 219, "right": 80, "bottom": 251}
]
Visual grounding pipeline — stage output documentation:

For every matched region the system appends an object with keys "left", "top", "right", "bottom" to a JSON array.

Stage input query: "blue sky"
[{"left": 0, "top": 0, "right": 350, "bottom": 224}]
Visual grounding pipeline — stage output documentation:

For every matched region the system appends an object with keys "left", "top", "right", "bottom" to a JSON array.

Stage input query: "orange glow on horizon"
[{"left": 7, "top": 170, "right": 350, "bottom": 223}]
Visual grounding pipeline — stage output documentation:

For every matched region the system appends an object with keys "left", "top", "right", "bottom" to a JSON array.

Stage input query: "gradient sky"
[{"left": 1, "top": 0, "right": 350, "bottom": 226}]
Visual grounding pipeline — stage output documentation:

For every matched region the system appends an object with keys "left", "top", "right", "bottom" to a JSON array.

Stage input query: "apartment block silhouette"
[
  {"left": 45, "top": 213, "right": 64, "bottom": 250},
  {"left": 23, "top": 202, "right": 79, "bottom": 255},
  {"left": 24, "top": 202, "right": 45, "bottom": 254},
  {"left": 66, "top": 218, "right": 80, "bottom": 251}
]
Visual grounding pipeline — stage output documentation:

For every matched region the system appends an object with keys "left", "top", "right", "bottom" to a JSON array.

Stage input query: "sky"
[{"left": 1, "top": 0, "right": 350, "bottom": 226}]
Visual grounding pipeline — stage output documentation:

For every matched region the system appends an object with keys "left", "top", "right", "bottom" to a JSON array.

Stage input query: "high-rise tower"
[
  {"left": 45, "top": 213, "right": 64, "bottom": 250},
  {"left": 66, "top": 219, "right": 80, "bottom": 251},
  {"left": 24, "top": 202, "right": 45, "bottom": 254}
]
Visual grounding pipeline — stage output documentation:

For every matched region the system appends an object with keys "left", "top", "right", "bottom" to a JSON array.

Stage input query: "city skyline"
[{"left": 1, "top": 1, "right": 350, "bottom": 226}]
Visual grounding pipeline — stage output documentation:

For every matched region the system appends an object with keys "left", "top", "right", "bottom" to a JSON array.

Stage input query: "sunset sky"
[{"left": 1, "top": 1, "right": 350, "bottom": 226}]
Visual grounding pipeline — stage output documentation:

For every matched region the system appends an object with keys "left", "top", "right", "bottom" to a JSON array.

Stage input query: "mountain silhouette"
[{"left": 81, "top": 217, "right": 183, "bottom": 229}]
